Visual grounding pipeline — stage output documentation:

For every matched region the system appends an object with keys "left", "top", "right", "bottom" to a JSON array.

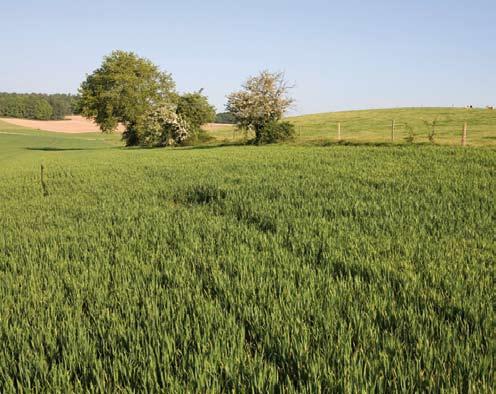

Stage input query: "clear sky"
[{"left": 1, "top": 0, "right": 494, "bottom": 115}]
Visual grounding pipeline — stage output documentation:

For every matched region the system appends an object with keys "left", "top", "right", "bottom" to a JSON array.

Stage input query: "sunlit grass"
[
  {"left": 0, "top": 117, "right": 494, "bottom": 392},
  {"left": 288, "top": 107, "right": 496, "bottom": 146}
]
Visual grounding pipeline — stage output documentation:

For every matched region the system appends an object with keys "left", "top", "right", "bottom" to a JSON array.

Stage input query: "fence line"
[{"left": 233, "top": 119, "right": 488, "bottom": 146}]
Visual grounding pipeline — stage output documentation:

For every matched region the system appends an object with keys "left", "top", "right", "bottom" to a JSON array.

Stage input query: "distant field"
[
  {"left": 0, "top": 119, "right": 121, "bottom": 164},
  {"left": 4, "top": 108, "right": 495, "bottom": 147},
  {"left": 0, "top": 117, "right": 494, "bottom": 391},
  {"left": 0, "top": 115, "right": 124, "bottom": 133},
  {"left": 206, "top": 107, "right": 496, "bottom": 147}
]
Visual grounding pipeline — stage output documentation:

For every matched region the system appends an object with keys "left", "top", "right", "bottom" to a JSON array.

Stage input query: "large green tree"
[
  {"left": 176, "top": 91, "right": 216, "bottom": 130},
  {"left": 79, "top": 50, "right": 176, "bottom": 145}
]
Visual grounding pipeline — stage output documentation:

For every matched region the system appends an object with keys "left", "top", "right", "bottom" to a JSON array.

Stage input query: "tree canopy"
[
  {"left": 79, "top": 50, "right": 177, "bottom": 138},
  {"left": 0, "top": 93, "right": 78, "bottom": 120},
  {"left": 79, "top": 51, "right": 218, "bottom": 147},
  {"left": 176, "top": 92, "right": 216, "bottom": 130}
]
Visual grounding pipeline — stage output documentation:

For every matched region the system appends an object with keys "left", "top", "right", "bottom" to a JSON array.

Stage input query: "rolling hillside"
[
  {"left": 288, "top": 107, "right": 496, "bottom": 146},
  {"left": 209, "top": 107, "right": 496, "bottom": 147},
  {"left": 204, "top": 108, "right": 496, "bottom": 146},
  {"left": 3, "top": 107, "right": 496, "bottom": 147}
]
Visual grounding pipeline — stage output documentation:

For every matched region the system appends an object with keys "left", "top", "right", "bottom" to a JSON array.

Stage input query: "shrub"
[
  {"left": 257, "top": 121, "right": 295, "bottom": 144},
  {"left": 423, "top": 119, "right": 437, "bottom": 144},
  {"left": 176, "top": 92, "right": 215, "bottom": 130},
  {"left": 137, "top": 106, "right": 190, "bottom": 147},
  {"left": 404, "top": 123, "right": 415, "bottom": 143},
  {"left": 181, "top": 129, "right": 215, "bottom": 146}
]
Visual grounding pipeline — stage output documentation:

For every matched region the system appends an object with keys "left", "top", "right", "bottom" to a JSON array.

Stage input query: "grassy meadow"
[
  {"left": 0, "top": 113, "right": 495, "bottom": 391},
  {"left": 209, "top": 107, "right": 496, "bottom": 147}
]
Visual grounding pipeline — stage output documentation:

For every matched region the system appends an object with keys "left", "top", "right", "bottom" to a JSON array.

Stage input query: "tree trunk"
[{"left": 255, "top": 125, "right": 263, "bottom": 143}]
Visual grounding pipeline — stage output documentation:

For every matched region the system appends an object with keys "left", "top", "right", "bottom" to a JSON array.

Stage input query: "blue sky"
[{"left": 0, "top": 0, "right": 494, "bottom": 114}]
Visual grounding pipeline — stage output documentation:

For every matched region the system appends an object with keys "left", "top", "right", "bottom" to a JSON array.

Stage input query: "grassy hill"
[
  {"left": 289, "top": 107, "right": 496, "bottom": 146},
  {"left": 208, "top": 107, "right": 496, "bottom": 147},
  {"left": 0, "top": 115, "right": 494, "bottom": 391}
]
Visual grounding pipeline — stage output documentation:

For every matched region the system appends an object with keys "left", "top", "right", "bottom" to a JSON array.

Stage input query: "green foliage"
[
  {"left": 78, "top": 50, "right": 176, "bottom": 140},
  {"left": 0, "top": 120, "right": 494, "bottom": 391},
  {"left": 45, "top": 94, "right": 78, "bottom": 119},
  {"left": 29, "top": 97, "right": 53, "bottom": 120},
  {"left": 256, "top": 121, "right": 295, "bottom": 144},
  {"left": 176, "top": 92, "right": 215, "bottom": 130},
  {"left": 214, "top": 112, "right": 236, "bottom": 124},
  {"left": 0, "top": 93, "right": 77, "bottom": 120},
  {"left": 181, "top": 128, "right": 215, "bottom": 146},
  {"left": 77, "top": 50, "right": 216, "bottom": 147}
]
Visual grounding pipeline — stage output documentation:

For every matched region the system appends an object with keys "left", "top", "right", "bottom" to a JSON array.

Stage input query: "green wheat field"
[{"left": 0, "top": 108, "right": 495, "bottom": 392}]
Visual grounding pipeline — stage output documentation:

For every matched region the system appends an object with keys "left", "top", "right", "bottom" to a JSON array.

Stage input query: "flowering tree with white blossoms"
[
  {"left": 140, "top": 105, "right": 190, "bottom": 147},
  {"left": 226, "top": 71, "right": 294, "bottom": 142}
]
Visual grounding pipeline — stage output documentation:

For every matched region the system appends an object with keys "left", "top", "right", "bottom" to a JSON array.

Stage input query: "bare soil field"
[
  {"left": 0, "top": 116, "right": 124, "bottom": 133},
  {"left": 0, "top": 117, "right": 230, "bottom": 135},
  {"left": 202, "top": 123, "right": 233, "bottom": 131}
]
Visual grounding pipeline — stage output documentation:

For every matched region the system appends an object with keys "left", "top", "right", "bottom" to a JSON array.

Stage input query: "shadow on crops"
[
  {"left": 123, "top": 139, "right": 422, "bottom": 151},
  {"left": 143, "top": 139, "right": 435, "bottom": 151},
  {"left": 176, "top": 140, "right": 254, "bottom": 151},
  {"left": 125, "top": 140, "right": 251, "bottom": 151},
  {"left": 185, "top": 140, "right": 400, "bottom": 149},
  {"left": 300, "top": 139, "right": 453, "bottom": 149},
  {"left": 302, "top": 139, "right": 402, "bottom": 148},
  {"left": 175, "top": 184, "right": 228, "bottom": 206},
  {"left": 25, "top": 147, "right": 92, "bottom": 151}
]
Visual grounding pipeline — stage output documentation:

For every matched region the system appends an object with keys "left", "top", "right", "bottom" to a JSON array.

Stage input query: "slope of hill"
[
  {"left": 288, "top": 107, "right": 496, "bottom": 146},
  {"left": 0, "top": 119, "right": 119, "bottom": 165}
]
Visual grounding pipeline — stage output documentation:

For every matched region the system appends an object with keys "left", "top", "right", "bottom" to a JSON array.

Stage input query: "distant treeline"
[
  {"left": 0, "top": 93, "right": 80, "bottom": 120},
  {"left": 215, "top": 112, "right": 236, "bottom": 124}
]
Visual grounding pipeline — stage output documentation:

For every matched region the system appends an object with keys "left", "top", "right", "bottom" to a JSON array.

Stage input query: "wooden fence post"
[
  {"left": 461, "top": 122, "right": 467, "bottom": 146},
  {"left": 337, "top": 122, "right": 341, "bottom": 141},
  {"left": 40, "top": 164, "right": 48, "bottom": 196},
  {"left": 391, "top": 120, "right": 395, "bottom": 142}
]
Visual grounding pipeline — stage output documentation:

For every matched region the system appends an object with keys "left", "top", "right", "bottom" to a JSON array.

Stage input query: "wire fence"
[
  {"left": 223, "top": 113, "right": 496, "bottom": 147},
  {"left": 292, "top": 119, "right": 495, "bottom": 147}
]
